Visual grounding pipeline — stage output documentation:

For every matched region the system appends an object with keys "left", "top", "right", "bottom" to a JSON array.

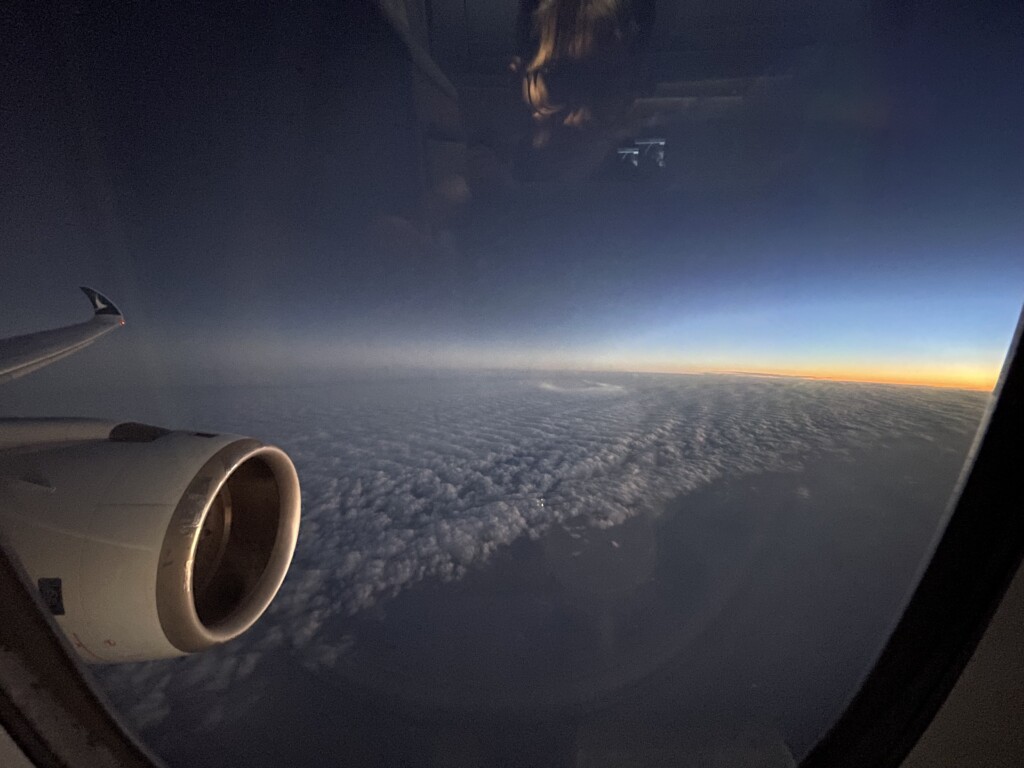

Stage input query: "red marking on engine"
[{"left": 70, "top": 632, "right": 104, "bottom": 661}]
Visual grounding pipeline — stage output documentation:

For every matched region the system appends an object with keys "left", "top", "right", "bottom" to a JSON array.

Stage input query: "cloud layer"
[{"left": 97, "top": 373, "right": 987, "bottom": 735}]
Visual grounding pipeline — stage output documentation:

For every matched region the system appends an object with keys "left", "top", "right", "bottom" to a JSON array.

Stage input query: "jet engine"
[{"left": 0, "top": 419, "right": 301, "bottom": 663}]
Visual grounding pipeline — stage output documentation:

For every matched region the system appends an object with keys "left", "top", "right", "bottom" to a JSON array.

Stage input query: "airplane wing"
[{"left": 0, "top": 287, "right": 125, "bottom": 384}]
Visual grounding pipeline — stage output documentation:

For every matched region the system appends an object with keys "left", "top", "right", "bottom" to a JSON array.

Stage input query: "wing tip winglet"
[{"left": 79, "top": 287, "right": 124, "bottom": 323}]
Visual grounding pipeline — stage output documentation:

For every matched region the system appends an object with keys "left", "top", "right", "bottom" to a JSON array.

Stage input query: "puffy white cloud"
[{"left": 96, "top": 373, "right": 987, "bottom": 732}]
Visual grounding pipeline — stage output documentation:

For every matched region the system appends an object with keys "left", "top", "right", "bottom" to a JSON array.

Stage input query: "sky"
[{"left": 1, "top": 0, "right": 1022, "bottom": 391}]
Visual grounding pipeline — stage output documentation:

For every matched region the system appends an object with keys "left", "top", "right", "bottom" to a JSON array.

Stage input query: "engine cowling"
[{"left": 0, "top": 419, "right": 301, "bottom": 663}]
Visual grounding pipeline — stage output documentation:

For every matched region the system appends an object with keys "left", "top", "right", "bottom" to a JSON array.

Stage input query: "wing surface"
[{"left": 0, "top": 288, "right": 125, "bottom": 383}]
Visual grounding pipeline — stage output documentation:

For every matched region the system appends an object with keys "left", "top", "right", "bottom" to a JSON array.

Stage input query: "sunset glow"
[{"left": 650, "top": 365, "right": 999, "bottom": 392}]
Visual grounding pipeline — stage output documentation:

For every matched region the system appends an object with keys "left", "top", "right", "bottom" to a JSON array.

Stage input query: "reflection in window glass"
[{"left": 2, "top": 0, "right": 1021, "bottom": 765}]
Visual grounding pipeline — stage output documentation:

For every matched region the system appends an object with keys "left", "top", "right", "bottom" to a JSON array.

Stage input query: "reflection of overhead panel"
[
  {"left": 637, "top": 139, "right": 666, "bottom": 167},
  {"left": 617, "top": 147, "right": 640, "bottom": 167},
  {"left": 617, "top": 139, "right": 666, "bottom": 169},
  {"left": 374, "top": 0, "right": 469, "bottom": 230},
  {"left": 419, "top": 0, "right": 872, "bottom": 189}
]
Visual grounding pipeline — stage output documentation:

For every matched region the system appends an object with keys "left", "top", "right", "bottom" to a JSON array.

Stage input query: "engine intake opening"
[{"left": 192, "top": 457, "right": 280, "bottom": 627}]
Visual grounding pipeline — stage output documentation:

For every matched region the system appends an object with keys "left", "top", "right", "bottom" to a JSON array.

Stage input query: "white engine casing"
[{"left": 0, "top": 420, "right": 301, "bottom": 663}]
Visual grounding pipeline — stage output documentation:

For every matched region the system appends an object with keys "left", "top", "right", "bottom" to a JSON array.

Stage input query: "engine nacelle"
[{"left": 0, "top": 419, "right": 301, "bottom": 663}]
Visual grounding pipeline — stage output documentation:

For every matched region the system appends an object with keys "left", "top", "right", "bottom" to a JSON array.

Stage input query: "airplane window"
[{"left": 1, "top": 1, "right": 1021, "bottom": 766}]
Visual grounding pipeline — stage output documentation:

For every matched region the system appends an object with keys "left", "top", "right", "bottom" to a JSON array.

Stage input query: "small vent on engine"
[{"left": 108, "top": 422, "right": 172, "bottom": 442}]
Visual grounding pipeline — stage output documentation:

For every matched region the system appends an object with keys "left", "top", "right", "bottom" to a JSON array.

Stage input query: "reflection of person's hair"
[{"left": 513, "top": 0, "right": 644, "bottom": 136}]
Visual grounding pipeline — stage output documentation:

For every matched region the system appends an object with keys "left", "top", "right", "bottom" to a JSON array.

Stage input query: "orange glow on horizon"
[
  {"left": 354, "top": 341, "right": 1005, "bottom": 392},
  {"left": 637, "top": 363, "right": 997, "bottom": 392}
]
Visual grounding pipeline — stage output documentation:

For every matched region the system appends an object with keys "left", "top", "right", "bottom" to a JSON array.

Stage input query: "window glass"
[{"left": 2, "top": 1, "right": 1021, "bottom": 765}]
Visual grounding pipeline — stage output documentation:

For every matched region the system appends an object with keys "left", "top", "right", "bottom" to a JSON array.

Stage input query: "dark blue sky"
[{"left": 2, "top": 0, "right": 1021, "bottom": 389}]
